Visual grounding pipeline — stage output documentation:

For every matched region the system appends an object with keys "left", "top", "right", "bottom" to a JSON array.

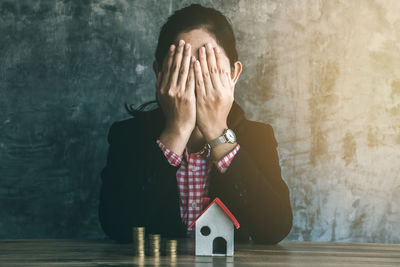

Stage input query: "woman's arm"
[
  {"left": 209, "top": 122, "right": 293, "bottom": 244},
  {"left": 98, "top": 120, "right": 185, "bottom": 243}
]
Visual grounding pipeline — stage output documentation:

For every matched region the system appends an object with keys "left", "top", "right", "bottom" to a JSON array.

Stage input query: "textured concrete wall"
[
  {"left": 1, "top": 0, "right": 399, "bottom": 243},
  {"left": 234, "top": 0, "right": 400, "bottom": 243}
]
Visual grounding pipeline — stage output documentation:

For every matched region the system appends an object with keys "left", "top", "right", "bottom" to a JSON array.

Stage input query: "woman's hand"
[
  {"left": 156, "top": 40, "right": 196, "bottom": 136},
  {"left": 194, "top": 43, "right": 235, "bottom": 142}
]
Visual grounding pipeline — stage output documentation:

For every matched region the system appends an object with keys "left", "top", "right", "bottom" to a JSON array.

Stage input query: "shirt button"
[
  {"left": 190, "top": 165, "right": 200, "bottom": 171},
  {"left": 191, "top": 201, "right": 197, "bottom": 208}
]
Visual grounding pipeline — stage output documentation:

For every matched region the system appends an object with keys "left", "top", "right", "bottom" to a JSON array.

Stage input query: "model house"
[{"left": 188, "top": 197, "right": 240, "bottom": 256}]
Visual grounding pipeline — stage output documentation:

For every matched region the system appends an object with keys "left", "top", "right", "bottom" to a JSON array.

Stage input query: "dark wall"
[{"left": 0, "top": 0, "right": 172, "bottom": 238}]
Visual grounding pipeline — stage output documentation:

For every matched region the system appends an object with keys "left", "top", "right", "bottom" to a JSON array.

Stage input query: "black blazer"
[{"left": 98, "top": 101, "right": 293, "bottom": 244}]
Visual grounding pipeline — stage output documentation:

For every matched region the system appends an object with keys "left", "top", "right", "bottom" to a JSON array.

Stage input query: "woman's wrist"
[{"left": 159, "top": 126, "right": 192, "bottom": 156}]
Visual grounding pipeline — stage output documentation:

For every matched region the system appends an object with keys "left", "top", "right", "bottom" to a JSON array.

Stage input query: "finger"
[
  {"left": 168, "top": 39, "right": 185, "bottom": 89},
  {"left": 177, "top": 43, "right": 192, "bottom": 91},
  {"left": 194, "top": 59, "right": 206, "bottom": 97},
  {"left": 205, "top": 43, "right": 223, "bottom": 90},
  {"left": 214, "top": 47, "right": 230, "bottom": 90},
  {"left": 160, "top": 44, "right": 175, "bottom": 93},
  {"left": 186, "top": 56, "right": 196, "bottom": 94},
  {"left": 199, "top": 45, "right": 213, "bottom": 95}
]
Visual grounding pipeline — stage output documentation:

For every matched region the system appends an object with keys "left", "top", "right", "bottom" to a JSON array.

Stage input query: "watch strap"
[
  {"left": 204, "top": 129, "right": 229, "bottom": 150},
  {"left": 208, "top": 135, "right": 227, "bottom": 149}
]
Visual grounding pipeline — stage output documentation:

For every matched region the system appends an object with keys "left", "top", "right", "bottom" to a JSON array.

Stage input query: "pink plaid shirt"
[{"left": 156, "top": 139, "right": 240, "bottom": 236}]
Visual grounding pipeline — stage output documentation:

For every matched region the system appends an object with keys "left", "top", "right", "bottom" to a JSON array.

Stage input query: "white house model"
[{"left": 188, "top": 197, "right": 240, "bottom": 256}]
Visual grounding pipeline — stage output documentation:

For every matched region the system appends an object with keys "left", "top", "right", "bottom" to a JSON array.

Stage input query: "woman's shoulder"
[
  {"left": 108, "top": 117, "right": 137, "bottom": 133},
  {"left": 105, "top": 118, "right": 135, "bottom": 146},
  {"left": 244, "top": 119, "right": 274, "bottom": 132},
  {"left": 239, "top": 119, "right": 278, "bottom": 148},
  {"left": 106, "top": 108, "right": 164, "bottom": 145},
  {"left": 229, "top": 101, "right": 275, "bottom": 140}
]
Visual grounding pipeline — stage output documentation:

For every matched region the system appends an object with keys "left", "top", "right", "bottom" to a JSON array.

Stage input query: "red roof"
[{"left": 188, "top": 197, "right": 240, "bottom": 229}]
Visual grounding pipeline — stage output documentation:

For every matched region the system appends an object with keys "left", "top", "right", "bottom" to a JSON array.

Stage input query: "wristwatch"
[{"left": 204, "top": 128, "right": 237, "bottom": 150}]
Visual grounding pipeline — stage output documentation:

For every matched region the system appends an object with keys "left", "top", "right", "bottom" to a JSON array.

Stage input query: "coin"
[
  {"left": 148, "top": 234, "right": 161, "bottom": 257},
  {"left": 132, "top": 227, "right": 145, "bottom": 257},
  {"left": 165, "top": 239, "right": 178, "bottom": 257}
]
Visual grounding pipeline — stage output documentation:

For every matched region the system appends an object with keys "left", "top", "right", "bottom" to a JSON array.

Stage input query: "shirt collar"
[{"left": 183, "top": 144, "right": 211, "bottom": 162}]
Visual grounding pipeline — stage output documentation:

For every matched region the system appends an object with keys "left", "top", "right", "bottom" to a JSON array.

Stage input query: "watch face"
[{"left": 225, "top": 129, "right": 236, "bottom": 142}]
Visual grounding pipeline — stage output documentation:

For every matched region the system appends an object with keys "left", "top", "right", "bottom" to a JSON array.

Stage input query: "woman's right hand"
[{"left": 156, "top": 39, "right": 196, "bottom": 137}]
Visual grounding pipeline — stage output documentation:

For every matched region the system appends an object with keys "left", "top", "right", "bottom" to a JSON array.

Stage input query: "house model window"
[{"left": 188, "top": 197, "right": 240, "bottom": 256}]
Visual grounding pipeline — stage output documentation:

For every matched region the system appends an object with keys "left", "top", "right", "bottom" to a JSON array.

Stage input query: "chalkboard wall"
[{"left": 1, "top": 0, "right": 399, "bottom": 243}]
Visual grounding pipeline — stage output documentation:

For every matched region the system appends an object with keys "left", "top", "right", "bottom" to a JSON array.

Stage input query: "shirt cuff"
[
  {"left": 215, "top": 144, "right": 240, "bottom": 173},
  {"left": 156, "top": 139, "right": 183, "bottom": 167}
]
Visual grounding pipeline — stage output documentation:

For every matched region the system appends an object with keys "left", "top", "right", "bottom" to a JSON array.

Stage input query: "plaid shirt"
[{"left": 156, "top": 139, "right": 240, "bottom": 236}]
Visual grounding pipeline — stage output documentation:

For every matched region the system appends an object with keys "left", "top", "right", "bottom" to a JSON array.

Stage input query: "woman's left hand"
[{"left": 194, "top": 43, "right": 235, "bottom": 142}]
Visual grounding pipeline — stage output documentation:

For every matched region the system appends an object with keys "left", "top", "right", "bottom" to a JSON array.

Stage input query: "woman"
[{"left": 99, "top": 4, "right": 292, "bottom": 244}]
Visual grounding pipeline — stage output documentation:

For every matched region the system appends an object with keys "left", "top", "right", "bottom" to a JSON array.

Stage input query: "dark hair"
[{"left": 124, "top": 4, "right": 238, "bottom": 118}]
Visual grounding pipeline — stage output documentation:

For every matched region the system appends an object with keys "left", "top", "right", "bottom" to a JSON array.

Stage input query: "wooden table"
[{"left": 1, "top": 238, "right": 399, "bottom": 266}]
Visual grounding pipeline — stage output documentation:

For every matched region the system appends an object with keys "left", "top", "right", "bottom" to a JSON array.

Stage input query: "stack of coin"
[
  {"left": 132, "top": 227, "right": 145, "bottom": 256},
  {"left": 165, "top": 239, "right": 178, "bottom": 257},
  {"left": 148, "top": 234, "right": 161, "bottom": 257}
]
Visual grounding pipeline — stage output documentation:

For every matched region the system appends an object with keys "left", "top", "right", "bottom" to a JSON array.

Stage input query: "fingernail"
[
  {"left": 207, "top": 43, "right": 213, "bottom": 50},
  {"left": 185, "top": 43, "right": 190, "bottom": 50},
  {"left": 195, "top": 60, "right": 200, "bottom": 67},
  {"left": 179, "top": 40, "right": 185, "bottom": 46},
  {"left": 170, "top": 44, "right": 175, "bottom": 51},
  {"left": 201, "top": 47, "right": 205, "bottom": 54},
  {"left": 192, "top": 56, "right": 196, "bottom": 62},
  {"left": 215, "top": 46, "right": 220, "bottom": 53}
]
